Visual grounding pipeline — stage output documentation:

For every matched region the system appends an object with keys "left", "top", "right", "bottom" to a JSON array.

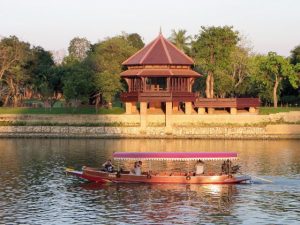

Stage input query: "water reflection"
[
  {"left": 0, "top": 138, "right": 299, "bottom": 224},
  {"left": 73, "top": 182, "right": 240, "bottom": 224}
]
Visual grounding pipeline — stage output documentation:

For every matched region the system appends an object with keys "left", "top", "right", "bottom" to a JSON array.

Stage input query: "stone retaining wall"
[
  {"left": 0, "top": 111, "right": 299, "bottom": 125},
  {"left": 0, "top": 125, "right": 299, "bottom": 139}
]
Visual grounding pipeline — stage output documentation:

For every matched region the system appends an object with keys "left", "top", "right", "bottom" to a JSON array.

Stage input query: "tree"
[
  {"left": 192, "top": 26, "right": 239, "bottom": 98},
  {"left": 26, "top": 46, "right": 56, "bottom": 106},
  {"left": 290, "top": 45, "right": 300, "bottom": 65},
  {"left": 86, "top": 36, "right": 137, "bottom": 108},
  {"left": 169, "top": 29, "right": 191, "bottom": 54},
  {"left": 230, "top": 46, "right": 252, "bottom": 90},
  {"left": 94, "top": 71, "right": 122, "bottom": 108},
  {"left": 126, "top": 33, "right": 144, "bottom": 49},
  {"left": 62, "top": 61, "right": 92, "bottom": 107},
  {"left": 68, "top": 37, "right": 91, "bottom": 61},
  {"left": 0, "top": 36, "right": 31, "bottom": 106},
  {"left": 259, "top": 52, "right": 298, "bottom": 107}
]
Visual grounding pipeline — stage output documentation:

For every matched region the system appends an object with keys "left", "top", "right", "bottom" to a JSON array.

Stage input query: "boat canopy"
[{"left": 113, "top": 152, "right": 237, "bottom": 161}]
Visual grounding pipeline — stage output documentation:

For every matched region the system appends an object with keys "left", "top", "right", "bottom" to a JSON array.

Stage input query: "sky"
[{"left": 0, "top": 0, "right": 300, "bottom": 56}]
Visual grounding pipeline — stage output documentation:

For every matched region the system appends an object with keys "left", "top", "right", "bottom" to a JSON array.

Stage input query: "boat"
[{"left": 65, "top": 152, "right": 251, "bottom": 184}]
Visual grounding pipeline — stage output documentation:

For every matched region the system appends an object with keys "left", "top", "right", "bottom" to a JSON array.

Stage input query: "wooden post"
[
  {"left": 185, "top": 102, "right": 192, "bottom": 115},
  {"left": 249, "top": 107, "right": 256, "bottom": 113},
  {"left": 125, "top": 102, "right": 132, "bottom": 114},
  {"left": 230, "top": 107, "right": 237, "bottom": 115},
  {"left": 131, "top": 102, "right": 137, "bottom": 113},
  {"left": 140, "top": 102, "right": 147, "bottom": 127},
  {"left": 172, "top": 102, "right": 179, "bottom": 112},
  {"left": 198, "top": 107, "right": 206, "bottom": 115},
  {"left": 208, "top": 108, "right": 215, "bottom": 114},
  {"left": 165, "top": 102, "right": 172, "bottom": 128},
  {"left": 149, "top": 102, "right": 156, "bottom": 111}
]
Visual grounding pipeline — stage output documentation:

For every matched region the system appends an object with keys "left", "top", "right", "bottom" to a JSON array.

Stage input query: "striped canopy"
[{"left": 113, "top": 152, "right": 237, "bottom": 161}]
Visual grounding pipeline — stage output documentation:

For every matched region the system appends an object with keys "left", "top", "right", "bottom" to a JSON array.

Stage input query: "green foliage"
[
  {"left": 86, "top": 36, "right": 138, "bottom": 105},
  {"left": 169, "top": 29, "right": 191, "bottom": 54},
  {"left": 249, "top": 52, "right": 299, "bottom": 107},
  {"left": 68, "top": 37, "right": 91, "bottom": 61},
  {"left": 0, "top": 36, "right": 32, "bottom": 106},
  {"left": 290, "top": 45, "right": 300, "bottom": 65},
  {"left": 26, "top": 46, "right": 55, "bottom": 101},
  {"left": 126, "top": 33, "right": 145, "bottom": 49},
  {"left": 192, "top": 26, "right": 239, "bottom": 98},
  {"left": 62, "top": 61, "right": 92, "bottom": 105},
  {"left": 94, "top": 71, "right": 122, "bottom": 103},
  {"left": 192, "top": 26, "right": 239, "bottom": 73}
]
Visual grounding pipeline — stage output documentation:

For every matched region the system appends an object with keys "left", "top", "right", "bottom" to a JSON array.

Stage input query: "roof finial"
[{"left": 159, "top": 26, "right": 162, "bottom": 35}]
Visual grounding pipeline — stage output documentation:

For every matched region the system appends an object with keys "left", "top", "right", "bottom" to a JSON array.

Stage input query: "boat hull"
[{"left": 66, "top": 167, "right": 251, "bottom": 184}]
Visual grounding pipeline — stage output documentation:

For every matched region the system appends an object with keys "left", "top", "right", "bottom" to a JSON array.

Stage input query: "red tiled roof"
[
  {"left": 121, "top": 68, "right": 201, "bottom": 77},
  {"left": 122, "top": 34, "right": 194, "bottom": 66}
]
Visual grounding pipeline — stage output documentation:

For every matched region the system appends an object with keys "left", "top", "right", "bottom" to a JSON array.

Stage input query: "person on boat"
[
  {"left": 195, "top": 160, "right": 204, "bottom": 175},
  {"left": 223, "top": 159, "right": 232, "bottom": 175},
  {"left": 221, "top": 161, "right": 226, "bottom": 174},
  {"left": 133, "top": 161, "right": 142, "bottom": 175},
  {"left": 102, "top": 159, "right": 114, "bottom": 173}
]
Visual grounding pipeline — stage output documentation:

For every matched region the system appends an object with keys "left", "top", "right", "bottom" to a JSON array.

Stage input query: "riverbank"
[
  {"left": 0, "top": 111, "right": 299, "bottom": 139},
  {"left": 0, "top": 124, "right": 299, "bottom": 139}
]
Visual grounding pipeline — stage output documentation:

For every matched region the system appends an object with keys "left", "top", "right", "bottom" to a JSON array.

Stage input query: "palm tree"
[{"left": 169, "top": 29, "right": 191, "bottom": 54}]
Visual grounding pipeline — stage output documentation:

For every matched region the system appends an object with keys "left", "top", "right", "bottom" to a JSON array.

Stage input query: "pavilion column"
[
  {"left": 140, "top": 102, "right": 147, "bottom": 127},
  {"left": 131, "top": 102, "right": 137, "bottom": 113},
  {"left": 249, "top": 107, "right": 256, "bottom": 113},
  {"left": 165, "top": 102, "right": 172, "bottom": 128},
  {"left": 172, "top": 102, "right": 179, "bottom": 112},
  {"left": 185, "top": 102, "right": 192, "bottom": 115},
  {"left": 125, "top": 102, "right": 132, "bottom": 114},
  {"left": 208, "top": 108, "right": 215, "bottom": 114},
  {"left": 230, "top": 107, "right": 237, "bottom": 115},
  {"left": 198, "top": 107, "right": 206, "bottom": 115},
  {"left": 149, "top": 102, "right": 156, "bottom": 110}
]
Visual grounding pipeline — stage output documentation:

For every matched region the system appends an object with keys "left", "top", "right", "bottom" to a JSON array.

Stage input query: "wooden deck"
[{"left": 194, "top": 98, "right": 260, "bottom": 109}]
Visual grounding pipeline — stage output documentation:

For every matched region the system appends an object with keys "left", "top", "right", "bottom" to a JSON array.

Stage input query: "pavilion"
[
  {"left": 120, "top": 33, "right": 259, "bottom": 126},
  {"left": 121, "top": 33, "right": 201, "bottom": 116}
]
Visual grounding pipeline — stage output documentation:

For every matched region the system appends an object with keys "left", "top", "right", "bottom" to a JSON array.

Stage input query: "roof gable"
[{"left": 122, "top": 34, "right": 194, "bottom": 66}]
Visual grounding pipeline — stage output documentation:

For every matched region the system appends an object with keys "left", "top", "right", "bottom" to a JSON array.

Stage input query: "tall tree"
[
  {"left": 169, "top": 29, "right": 191, "bottom": 54},
  {"left": 68, "top": 37, "right": 91, "bottom": 61},
  {"left": 62, "top": 60, "right": 92, "bottom": 107},
  {"left": 26, "top": 47, "right": 55, "bottom": 100},
  {"left": 126, "top": 33, "right": 144, "bottom": 49},
  {"left": 86, "top": 36, "right": 137, "bottom": 108},
  {"left": 259, "top": 52, "right": 298, "bottom": 107},
  {"left": 192, "top": 26, "right": 239, "bottom": 98},
  {"left": 0, "top": 36, "right": 31, "bottom": 106},
  {"left": 290, "top": 45, "right": 300, "bottom": 65}
]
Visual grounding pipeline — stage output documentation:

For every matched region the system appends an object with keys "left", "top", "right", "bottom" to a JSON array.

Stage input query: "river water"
[{"left": 0, "top": 138, "right": 299, "bottom": 225}]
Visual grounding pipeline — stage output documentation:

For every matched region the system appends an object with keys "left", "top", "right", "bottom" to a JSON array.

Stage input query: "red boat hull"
[{"left": 66, "top": 167, "right": 251, "bottom": 184}]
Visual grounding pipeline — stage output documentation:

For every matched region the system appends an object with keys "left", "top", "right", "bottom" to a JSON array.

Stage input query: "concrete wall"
[{"left": 0, "top": 124, "right": 299, "bottom": 139}]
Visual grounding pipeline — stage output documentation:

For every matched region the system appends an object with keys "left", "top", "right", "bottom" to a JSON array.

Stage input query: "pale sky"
[{"left": 0, "top": 0, "right": 299, "bottom": 56}]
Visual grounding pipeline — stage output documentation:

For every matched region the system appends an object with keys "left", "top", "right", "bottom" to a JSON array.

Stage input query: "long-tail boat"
[{"left": 66, "top": 152, "right": 251, "bottom": 184}]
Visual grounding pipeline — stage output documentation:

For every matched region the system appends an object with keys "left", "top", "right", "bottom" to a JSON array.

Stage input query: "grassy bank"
[
  {"left": 258, "top": 107, "right": 300, "bottom": 115},
  {"left": 0, "top": 120, "right": 299, "bottom": 127},
  {"left": 0, "top": 107, "right": 124, "bottom": 114}
]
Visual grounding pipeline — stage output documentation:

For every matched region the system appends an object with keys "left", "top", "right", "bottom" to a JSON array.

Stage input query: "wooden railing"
[
  {"left": 120, "top": 92, "right": 260, "bottom": 109},
  {"left": 121, "top": 91, "right": 197, "bottom": 102}
]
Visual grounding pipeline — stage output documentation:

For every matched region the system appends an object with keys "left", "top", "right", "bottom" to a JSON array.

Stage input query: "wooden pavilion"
[
  {"left": 120, "top": 33, "right": 260, "bottom": 125},
  {"left": 121, "top": 33, "right": 201, "bottom": 115}
]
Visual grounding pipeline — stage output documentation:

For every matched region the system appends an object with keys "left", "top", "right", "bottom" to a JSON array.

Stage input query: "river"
[{"left": 0, "top": 138, "right": 299, "bottom": 224}]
